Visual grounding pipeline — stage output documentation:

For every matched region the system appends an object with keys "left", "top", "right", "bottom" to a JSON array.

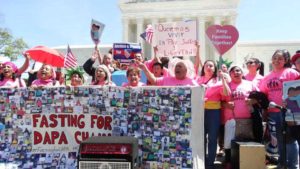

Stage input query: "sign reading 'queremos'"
[{"left": 154, "top": 20, "right": 197, "bottom": 57}]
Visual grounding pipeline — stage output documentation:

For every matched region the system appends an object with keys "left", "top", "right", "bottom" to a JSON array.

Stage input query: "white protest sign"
[
  {"left": 90, "top": 19, "right": 105, "bottom": 45},
  {"left": 154, "top": 20, "right": 197, "bottom": 57}
]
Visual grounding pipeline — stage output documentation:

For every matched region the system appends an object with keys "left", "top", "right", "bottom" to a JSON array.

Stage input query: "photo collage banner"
[{"left": 0, "top": 86, "right": 204, "bottom": 169}]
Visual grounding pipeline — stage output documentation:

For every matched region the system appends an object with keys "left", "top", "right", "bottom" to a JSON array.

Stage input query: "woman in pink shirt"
[
  {"left": 92, "top": 65, "right": 115, "bottom": 86},
  {"left": 122, "top": 67, "right": 145, "bottom": 87},
  {"left": 223, "top": 65, "right": 257, "bottom": 168},
  {"left": 244, "top": 57, "right": 264, "bottom": 88},
  {"left": 0, "top": 62, "right": 26, "bottom": 88},
  {"left": 139, "top": 58, "right": 198, "bottom": 86},
  {"left": 196, "top": 60, "right": 230, "bottom": 168},
  {"left": 31, "top": 64, "right": 60, "bottom": 87},
  {"left": 260, "top": 49, "right": 300, "bottom": 168}
]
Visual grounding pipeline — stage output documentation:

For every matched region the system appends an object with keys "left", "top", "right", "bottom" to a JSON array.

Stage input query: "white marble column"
[
  {"left": 150, "top": 18, "right": 159, "bottom": 58},
  {"left": 166, "top": 17, "right": 173, "bottom": 23},
  {"left": 228, "top": 15, "right": 237, "bottom": 25},
  {"left": 197, "top": 17, "right": 207, "bottom": 63},
  {"left": 122, "top": 17, "right": 129, "bottom": 42},
  {"left": 136, "top": 18, "right": 144, "bottom": 44},
  {"left": 213, "top": 16, "right": 223, "bottom": 61},
  {"left": 227, "top": 15, "right": 237, "bottom": 65}
]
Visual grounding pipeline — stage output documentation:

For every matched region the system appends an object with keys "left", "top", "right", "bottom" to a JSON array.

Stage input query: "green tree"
[{"left": 0, "top": 28, "right": 28, "bottom": 60}]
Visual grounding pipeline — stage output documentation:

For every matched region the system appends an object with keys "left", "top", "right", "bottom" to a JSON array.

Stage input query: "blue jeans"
[
  {"left": 269, "top": 112, "right": 299, "bottom": 169},
  {"left": 205, "top": 109, "right": 221, "bottom": 167}
]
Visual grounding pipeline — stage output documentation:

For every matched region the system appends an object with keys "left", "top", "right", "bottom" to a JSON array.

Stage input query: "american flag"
[
  {"left": 64, "top": 45, "right": 77, "bottom": 68},
  {"left": 140, "top": 24, "right": 153, "bottom": 44}
]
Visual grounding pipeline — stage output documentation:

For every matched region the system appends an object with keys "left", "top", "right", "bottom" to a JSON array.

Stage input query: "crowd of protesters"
[{"left": 1, "top": 45, "right": 300, "bottom": 169}]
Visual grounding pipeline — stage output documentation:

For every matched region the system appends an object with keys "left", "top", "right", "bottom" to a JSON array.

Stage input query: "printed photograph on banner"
[
  {"left": 0, "top": 86, "right": 195, "bottom": 169},
  {"left": 154, "top": 20, "right": 197, "bottom": 58},
  {"left": 283, "top": 80, "right": 300, "bottom": 124}
]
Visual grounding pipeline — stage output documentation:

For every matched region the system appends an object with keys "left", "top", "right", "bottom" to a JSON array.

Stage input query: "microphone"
[{"left": 269, "top": 102, "right": 285, "bottom": 110}]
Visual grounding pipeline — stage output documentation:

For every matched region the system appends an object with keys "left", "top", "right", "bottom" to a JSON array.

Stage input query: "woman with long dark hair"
[
  {"left": 260, "top": 49, "right": 300, "bottom": 169},
  {"left": 196, "top": 60, "right": 230, "bottom": 169},
  {"left": 244, "top": 57, "right": 264, "bottom": 87}
]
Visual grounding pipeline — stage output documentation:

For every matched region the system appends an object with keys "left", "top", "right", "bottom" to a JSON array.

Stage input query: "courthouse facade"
[{"left": 55, "top": 0, "right": 300, "bottom": 74}]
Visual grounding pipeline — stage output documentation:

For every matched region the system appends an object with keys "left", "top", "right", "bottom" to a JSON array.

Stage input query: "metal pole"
[{"left": 282, "top": 108, "right": 287, "bottom": 169}]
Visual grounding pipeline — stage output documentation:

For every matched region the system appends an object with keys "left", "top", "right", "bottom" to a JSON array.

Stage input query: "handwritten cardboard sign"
[
  {"left": 206, "top": 25, "right": 239, "bottom": 55},
  {"left": 154, "top": 21, "right": 197, "bottom": 57}
]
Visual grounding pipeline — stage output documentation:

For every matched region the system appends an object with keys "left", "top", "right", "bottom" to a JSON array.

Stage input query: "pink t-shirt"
[
  {"left": 223, "top": 80, "right": 256, "bottom": 122},
  {"left": 122, "top": 82, "right": 145, "bottom": 87},
  {"left": 260, "top": 68, "right": 300, "bottom": 113},
  {"left": 244, "top": 73, "right": 264, "bottom": 88},
  {"left": 31, "top": 79, "right": 58, "bottom": 87},
  {"left": 156, "top": 76, "right": 198, "bottom": 86},
  {"left": 0, "top": 78, "right": 26, "bottom": 88},
  {"left": 197, "top": 76, "right": 224, "bottom": 101}
]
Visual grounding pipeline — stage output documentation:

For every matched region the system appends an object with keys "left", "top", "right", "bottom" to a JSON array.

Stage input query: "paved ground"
[{"left": 213, "top": 153, "right": 277, "bottom": 169}]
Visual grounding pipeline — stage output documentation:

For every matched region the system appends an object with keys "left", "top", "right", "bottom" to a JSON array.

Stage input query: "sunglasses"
[{"left": 246, "top": 61, "right": 256, "bottom": 65}]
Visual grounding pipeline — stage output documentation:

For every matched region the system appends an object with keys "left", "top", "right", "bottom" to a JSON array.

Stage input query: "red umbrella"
[{"left": 25, "top": 46, "right": 65, "bottom": 67}]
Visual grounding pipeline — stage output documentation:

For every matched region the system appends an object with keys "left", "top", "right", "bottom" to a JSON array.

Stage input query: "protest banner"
[
  {"left": 113, "top": 43, "right": 142, "bottom": 64},
  {"left": 0, "top": 86, "right": 204, "bottom": 169},
  {"left": 154, "top": 20, "right": 197, "bottom": 57}
]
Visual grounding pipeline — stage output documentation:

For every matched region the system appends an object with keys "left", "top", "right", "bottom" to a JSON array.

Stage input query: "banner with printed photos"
[{"left": 0, "top": 86, "right": 204, "bottom": 169}]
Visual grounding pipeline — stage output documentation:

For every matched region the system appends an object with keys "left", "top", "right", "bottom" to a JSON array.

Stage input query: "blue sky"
[{"left": 0, "top": 0, "right": 299, "bottom": 48}]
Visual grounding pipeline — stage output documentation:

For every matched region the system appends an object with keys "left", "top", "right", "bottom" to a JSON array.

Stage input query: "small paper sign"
[{"left": 90, "top": 19, "right": 105, "bottom": 45}]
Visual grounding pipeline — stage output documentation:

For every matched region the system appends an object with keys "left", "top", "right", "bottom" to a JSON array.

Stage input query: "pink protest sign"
[
  {"left": 206, "top": 25, "right": 239, "bottom": 55},
  {"left": 154, "top": 20, "right": 197, "bottom": 57}
]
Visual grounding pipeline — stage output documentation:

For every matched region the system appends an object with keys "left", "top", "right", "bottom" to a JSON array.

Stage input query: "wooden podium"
[{"left": 231, "top": 141, "right": 265, "bottom": 169}]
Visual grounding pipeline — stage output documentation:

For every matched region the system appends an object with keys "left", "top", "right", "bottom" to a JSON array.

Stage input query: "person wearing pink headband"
[
  {"left": 31, "top": 64, "right": 60, "bottom": 87},
  {"left": 3, "top": 62, "right": 18, "bottom": 72},
  {"left": 0, "top": 62, "right": 26, "bottom": 88},
  {"left": 0, "top": 53, "right": 30, "bottom": 76}
]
